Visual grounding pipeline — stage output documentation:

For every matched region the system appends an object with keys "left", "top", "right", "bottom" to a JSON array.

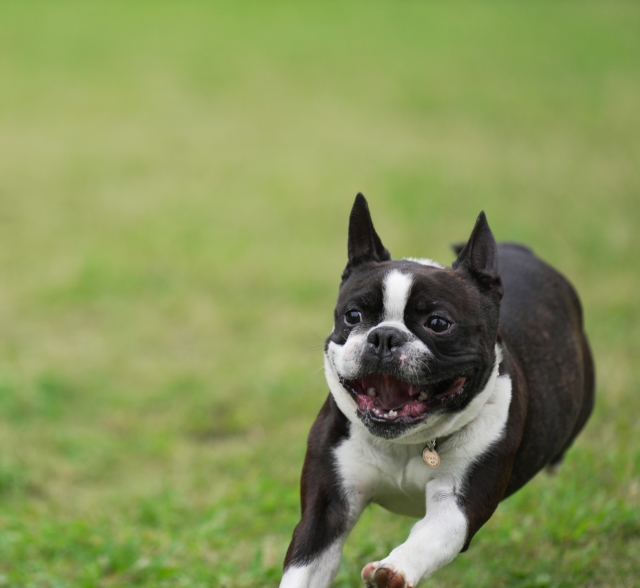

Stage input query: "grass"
[{"left": 0, "top": 1, "right": 639, "bottom": 586}]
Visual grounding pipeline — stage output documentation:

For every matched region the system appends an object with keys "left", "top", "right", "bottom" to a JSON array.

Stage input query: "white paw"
[{"left": 361, "top": 561, "right": 413, "bottom": 588}]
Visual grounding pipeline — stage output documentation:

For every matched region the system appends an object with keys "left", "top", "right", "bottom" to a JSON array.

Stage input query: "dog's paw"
[{"left": 361, "top": 561, "right": 413, "bottom": 588}]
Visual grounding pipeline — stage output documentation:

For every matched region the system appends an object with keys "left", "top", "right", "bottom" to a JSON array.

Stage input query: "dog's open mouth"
[{"left": 340, "top": 373, "right": 468, "bottom": 422}]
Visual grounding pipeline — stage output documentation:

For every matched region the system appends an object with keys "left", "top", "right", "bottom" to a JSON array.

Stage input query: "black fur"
[{"left": 282, "top": 195, "right": 595, "bottom": 583}]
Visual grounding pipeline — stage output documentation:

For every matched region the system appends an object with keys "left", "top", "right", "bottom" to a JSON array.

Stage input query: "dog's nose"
[{"left": 367, "top": 327, "right": 408, "bottom": 357}]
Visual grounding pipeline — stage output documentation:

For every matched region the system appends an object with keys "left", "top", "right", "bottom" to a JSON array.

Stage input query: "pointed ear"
[
  {"left": 346, "top": 193, "right": 391, "bottom": 267},
  {"left": 450, "top": 242, "right": 465, "bottom": 256},
  {"left": 452, "top": 211, "right": 503, "bottom": 300}
]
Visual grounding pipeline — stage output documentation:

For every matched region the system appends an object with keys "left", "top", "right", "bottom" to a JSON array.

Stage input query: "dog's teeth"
[
  {"left": 418, "top": 392, "right": 427, "bottom": 401},
  {"left": 367, "top": 387, "right": 377, "bottom": 397},
  {"left": 388, "top": 410, "right": 397, "bottom": 418}
]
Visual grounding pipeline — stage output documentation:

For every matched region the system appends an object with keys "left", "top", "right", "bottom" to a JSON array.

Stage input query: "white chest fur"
[
  {"left": 333, "top": 366, "right": 513, "bottom": 519},
  {"left": 334, "top": 430, "right": 434, "bottom": 517}
]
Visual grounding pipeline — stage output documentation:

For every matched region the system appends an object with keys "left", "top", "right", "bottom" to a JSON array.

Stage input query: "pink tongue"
[{"left": 361, "top": 374, "right": 411, "bottom": 409}]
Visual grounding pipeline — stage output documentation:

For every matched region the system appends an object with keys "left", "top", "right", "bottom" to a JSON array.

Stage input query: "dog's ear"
[
  {"left": 450, "top": 242, "right": 465, "bottom": 256},
  {"left": 453, "top": 211, "right": 503, "bottom": 301},
  {"left": 346, "top": 193, "right": 391, "bottom": 268}
]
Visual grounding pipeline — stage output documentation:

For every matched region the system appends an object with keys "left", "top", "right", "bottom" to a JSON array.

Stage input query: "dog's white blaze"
[
  {"left": 331, "top": 346, "right": 512, "bottom": 585},
  {"left": 324, "top": 268, "right": 433, "bottom": 411},
  {"left": 405, "top": 257, "right": 445, "bottom": 269},
  {"left": 373, "top": 319, "right": 412, "bottom": 336},
  {"left": 383, "top": 270, "right": 413, "bottom": 322}
]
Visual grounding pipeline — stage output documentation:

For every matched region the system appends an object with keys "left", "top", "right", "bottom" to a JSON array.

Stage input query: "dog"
[{"left": 280, "top": 194, "right": 594, "bottom": 588}]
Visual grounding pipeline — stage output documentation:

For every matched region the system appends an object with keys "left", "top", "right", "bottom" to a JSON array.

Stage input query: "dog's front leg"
[
  {"left": 280, "top": 398, "right": 366, "bottom": 588},
  {"left": 279, "top": 465, "right": 365, "bottom": 588},
  {"left": 362, "top": 477, "right": 467, "bottom": 588},
  {"left": 280, "top": 503, "right": 362, "bottom": 588}
]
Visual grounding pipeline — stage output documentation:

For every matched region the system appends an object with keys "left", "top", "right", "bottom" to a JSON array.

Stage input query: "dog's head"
[{"left": 324, "top": 194, "right": 504, "bottom": 440}]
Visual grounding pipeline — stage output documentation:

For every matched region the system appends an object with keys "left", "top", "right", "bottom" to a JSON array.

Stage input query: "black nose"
[{"left": 367, "top": 327, "right": 408, "bottom": 357}]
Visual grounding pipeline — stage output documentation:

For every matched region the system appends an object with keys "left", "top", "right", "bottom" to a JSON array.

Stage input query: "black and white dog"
[{"left": 280, "top": 194, "right": 594, "bottom": 588}]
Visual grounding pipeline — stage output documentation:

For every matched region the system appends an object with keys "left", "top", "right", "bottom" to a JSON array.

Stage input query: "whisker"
[{"left": 308, "top": 329, "right": 327, "bottom": 342}]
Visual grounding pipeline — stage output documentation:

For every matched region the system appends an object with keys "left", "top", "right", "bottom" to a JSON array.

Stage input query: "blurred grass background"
[{"left": 0, "top": 1, "right": 639, "bottom": 586}]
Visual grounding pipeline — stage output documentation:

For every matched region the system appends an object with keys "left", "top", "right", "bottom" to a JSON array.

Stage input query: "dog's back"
[{"left": 497, "top": 243, "right": 595, "bottom": 495}]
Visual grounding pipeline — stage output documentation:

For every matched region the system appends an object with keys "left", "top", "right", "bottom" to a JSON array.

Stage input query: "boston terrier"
[{"left": 280, "top": 194, "right": 594, "bottom": 588}]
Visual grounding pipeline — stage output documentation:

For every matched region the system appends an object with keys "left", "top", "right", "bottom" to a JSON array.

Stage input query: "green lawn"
[{"left": 0, "top": 2, "right": 639, "bottom": 586}]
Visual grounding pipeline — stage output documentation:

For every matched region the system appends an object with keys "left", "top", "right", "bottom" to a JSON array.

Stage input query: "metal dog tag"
[{"left": 422, "top": 440, "right": 440, "bottom": 468}]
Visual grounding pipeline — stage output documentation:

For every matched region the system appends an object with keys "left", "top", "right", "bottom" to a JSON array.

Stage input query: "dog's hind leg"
[
  {"left": 545, "top": 456, "right": 564, "bottom": 476},
  {"left": 546, "top": 335, "right": 595, "bottom": 478}
]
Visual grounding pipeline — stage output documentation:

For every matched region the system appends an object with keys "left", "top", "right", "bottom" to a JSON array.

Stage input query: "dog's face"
[{"left": 324, "top": 195, "right": 504, "bottom": 440}]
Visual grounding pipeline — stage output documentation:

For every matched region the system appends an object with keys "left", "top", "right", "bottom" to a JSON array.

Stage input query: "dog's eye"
[
  {"left": 344, "top": 310, "right": 362, "bottom": 327},
  {"left": 426, "top": 316, "right": 452, "bottom": 333}
]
